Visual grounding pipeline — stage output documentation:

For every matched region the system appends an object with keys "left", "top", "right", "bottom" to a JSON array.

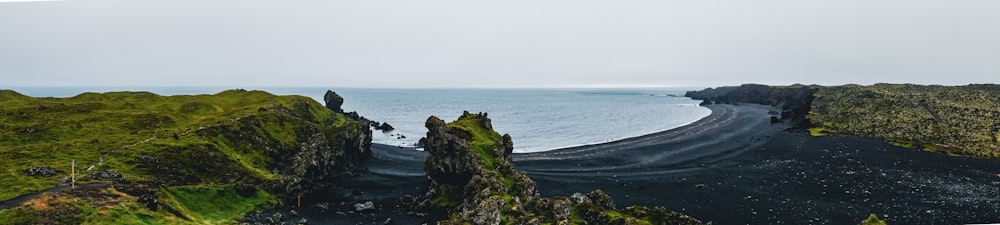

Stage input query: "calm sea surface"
[{"left": 12, "top": 87, "right": 710, "bottom": 153}]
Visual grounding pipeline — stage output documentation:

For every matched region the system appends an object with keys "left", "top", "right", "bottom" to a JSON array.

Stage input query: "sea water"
[{"left": 12, "top": 87, "right": 710, "bottom": 153}]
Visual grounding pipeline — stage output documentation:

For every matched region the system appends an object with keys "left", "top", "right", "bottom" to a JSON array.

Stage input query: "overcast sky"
[{"left": 1, "top": 0, "right": 998, "bottom": 88}]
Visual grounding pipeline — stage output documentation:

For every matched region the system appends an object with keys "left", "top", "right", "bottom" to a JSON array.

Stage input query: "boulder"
[
  {"left": 90, "top": 170, "right": 127, "bottom": 183},
  {"left": 138, "top": 193, "right": 158, "bottom": 211},
  {"left": 354, "top": 201, "right": 375, "bottom": 213},
  {"left": 375, "top": 122, "right": 395, "bottom": 132},
  {"left": 587, "top": 190, "right": 615, "bottom": 209},
  {"left": 323, "top": 90, "right": 345, "bottom": 113},
  {"left": 24, "top": 166, "right": 58, "bottom": 177},
  {"left": 570, "top": 192, "right": 591, "bottom": 204}
]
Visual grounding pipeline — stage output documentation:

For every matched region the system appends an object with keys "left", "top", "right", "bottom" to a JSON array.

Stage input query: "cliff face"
[
  {"left": 192, "top": 97, "right": 372, "bottom": 194},
  {"left": 417, "top": 112, "right": 705, "bottom": 225},
  {"left": 686, "top": 84, "right": 818, "bottom": 127},
  {"left": 688, "top": 83, "right": 1000, "bottom": 159},
  {"left": 0, "top": 89, "right": 371, "bottom": 224}
]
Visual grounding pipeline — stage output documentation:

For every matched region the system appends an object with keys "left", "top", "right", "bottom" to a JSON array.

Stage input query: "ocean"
[{"left": 11, "top": 87, "right": 710, "bottom": 153}]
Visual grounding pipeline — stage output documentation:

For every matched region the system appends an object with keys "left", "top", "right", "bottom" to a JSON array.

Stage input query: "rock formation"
[
  {"left": 685, "top": 84, "right": 818, "bottom": 128},
  {"left": 324, "top": 90, "right": 345, "bottom": 113},
  {"left": 374, "top": 122, "right": 395, "bottom": 132},
  {"left": 416, "top": 111, "right": 705, "bottom": 225}
]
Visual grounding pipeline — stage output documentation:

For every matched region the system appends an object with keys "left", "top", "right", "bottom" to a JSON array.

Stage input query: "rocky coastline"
[{"left": 4, "top": 85, "right": 1000, "bottom": 224}]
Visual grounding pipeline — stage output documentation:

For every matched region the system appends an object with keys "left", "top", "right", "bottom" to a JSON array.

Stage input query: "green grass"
[
  {"left": 0, "top": 89, "right": 341, "bottom": 201},
  {"left": 161, "top": 185, "right": 272, "bottom": 224},
  {"left": 0, "top": 186, "right": 224, "bottom": 225},
  {"left": 0, "top": 89, "right": 358, "bottom": 224},
  {"left": 78, "top": 197, "right": 176, "bottom": 225},
  {"left": 809, "top": 127, "right": 828, "bottom": 137}
]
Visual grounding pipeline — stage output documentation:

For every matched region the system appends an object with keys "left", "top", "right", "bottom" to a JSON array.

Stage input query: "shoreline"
[
  {"left": 293, "top": 103, "right": 1000, "bottom": 224},
  {"left": 512, "top": 104, "right": 714, "bottom": 153}
]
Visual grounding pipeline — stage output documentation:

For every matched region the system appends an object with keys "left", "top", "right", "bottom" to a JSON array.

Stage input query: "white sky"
[{"left": 1, "top": 0, "right": 998, "bottom": 88}]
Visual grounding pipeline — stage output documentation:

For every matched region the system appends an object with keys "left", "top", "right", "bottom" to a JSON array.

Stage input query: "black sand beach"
[{"left": 297, "top": 104, "right": 1000, "bottom": 224}]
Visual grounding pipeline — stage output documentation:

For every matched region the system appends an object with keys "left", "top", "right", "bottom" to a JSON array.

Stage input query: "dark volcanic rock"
[
  {"left": 375, "top": 122, "right": 395, "bottom": 132},
  {"left": 323, "top": 90, "right": 345, "bottom": 113},
  {"left": 686, "top": 84, "right": 817, "bottom": 128},
  {"left": 24, "top": 166, "right": 58, "bottom": 177},
  {"left": 138, "top": 193, "right": 158, "bottom": 211},
  {"left": 771, "top": 116, "right": 782, "bottom": 123},
  {"left": 90, "top": 170, "right": 127, "bottom": 183},
  {"left": 417, "top": 112, "right": 704, "bottom": 225},
  {"left": 276, "top": 121, "right": 372, "bottom": 195}
]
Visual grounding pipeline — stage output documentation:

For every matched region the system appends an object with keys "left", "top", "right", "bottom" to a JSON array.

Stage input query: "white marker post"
[{"left": 71, "top": 159, "right": 75, "bottom": 190}]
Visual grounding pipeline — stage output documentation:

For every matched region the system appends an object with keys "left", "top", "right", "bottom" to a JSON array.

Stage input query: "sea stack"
[{"left": 324, "top": 90, "right": 345, "bottom": 113}]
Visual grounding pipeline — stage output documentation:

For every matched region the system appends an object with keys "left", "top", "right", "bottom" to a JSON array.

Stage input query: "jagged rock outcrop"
[
  {"left": 193, "top": 95, "right": 373, "bottom": 195},
  {"left": 324, "top": 90, "right": 345, "bottom": 113},
  {"left": 374, "top": 122, "right": 395, "bottom": 132},
  {"left": 686, "top": 84, "right": 818, "bottom": 128},
  {"left": 416, "top": 112, "right": 705, "bottom": 225}
]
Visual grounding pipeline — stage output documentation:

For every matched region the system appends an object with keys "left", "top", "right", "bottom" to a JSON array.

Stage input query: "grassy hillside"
[
  {"left": 0, "top": 89, "right": 368, "bottom": 224},
  {"left": 809, "top": 84, "right": 1000, "bottom": 158}
]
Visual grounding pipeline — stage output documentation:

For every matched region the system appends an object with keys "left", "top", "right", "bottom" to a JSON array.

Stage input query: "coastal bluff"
[
  {"left": 686, "top": 83, "right": 1000, "bottom": 159},
  {"left": 685, "top": 83, "right": 818, "bottom": 128},
  {"left": 411, "top": 111, "right": 705, "bottom": 225},
  {"left": 0, "top": 89, "right": 371, "bottom": 224}
]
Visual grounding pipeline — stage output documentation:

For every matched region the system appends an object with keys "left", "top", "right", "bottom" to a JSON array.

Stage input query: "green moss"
[
  {"left": 808, "top": 84, "right": 1000, "bottom": 159},
  {"left": 569, "top": 206, "right": 586, "bottom": 224},
  {"left": 162, "top": 185, "right": 272, "bottom": 224},
  {"left": 431, "top": 184, "right": 463, "bottom": 207},
  {"left": 606, "top": 210, "right": 623, "bottom": 220},
  {"left": 859, "top": 213, "right": 887, "bottom": 225},
  {"left": 890, "top": 141, "right": 913, "bottom": 149},
  {"left": 446, "top": 113, "right": 503, "bottom": 169},
  {"left": 809, "top": 127, "right": 828, "bottom": 137}
]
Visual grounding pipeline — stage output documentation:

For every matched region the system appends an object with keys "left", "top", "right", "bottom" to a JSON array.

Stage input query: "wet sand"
[{"left": 301, "top": 104, "right": 1000, "bottom": 225}]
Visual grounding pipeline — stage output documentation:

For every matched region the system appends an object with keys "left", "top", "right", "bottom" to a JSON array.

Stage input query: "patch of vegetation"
[
  {"left": 0, "top": 185, "right": 269, "bottom": 225},
  {"left": 810, "top": 84, "right": 1000, "bottom": 159},
  {"left": 430, "top": 184, "right": 463, "bottom": 208},
  {"left": 0, "top": 89, "right": 361, "bottom": 223},
  {"left": 161, "top": 185, "right": 272, "bottom": 224},
  {"left": 859, "top": 213, "right": 887, "bottom": 225},
  {"left": 448, "top": 113, "right": 503, "bottom": 168},
  {"left": 432, "top": 112, "right": 704, "bottom": 225}
]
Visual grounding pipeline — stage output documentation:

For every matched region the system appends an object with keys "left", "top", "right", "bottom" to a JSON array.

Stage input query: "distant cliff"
[
  {"left": 0, "top": 89, "right": 371, "bottom": 224},
  {"left": 685, "top": 84, "right": 818, "bottom": 127},
  {"left": 688, "top": 83, "right": 1000, "bottom": 159},
  {"left": 411, "top": 112, "right": 705, "bottom": 225}
]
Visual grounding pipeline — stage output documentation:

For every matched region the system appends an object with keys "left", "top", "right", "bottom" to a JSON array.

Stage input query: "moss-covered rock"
[
  {"left": 416, "top": 111, "right": 704, "bottom": 225},
  {"left": 859, "top": 213, "right": 887, "bottom": 225}
]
